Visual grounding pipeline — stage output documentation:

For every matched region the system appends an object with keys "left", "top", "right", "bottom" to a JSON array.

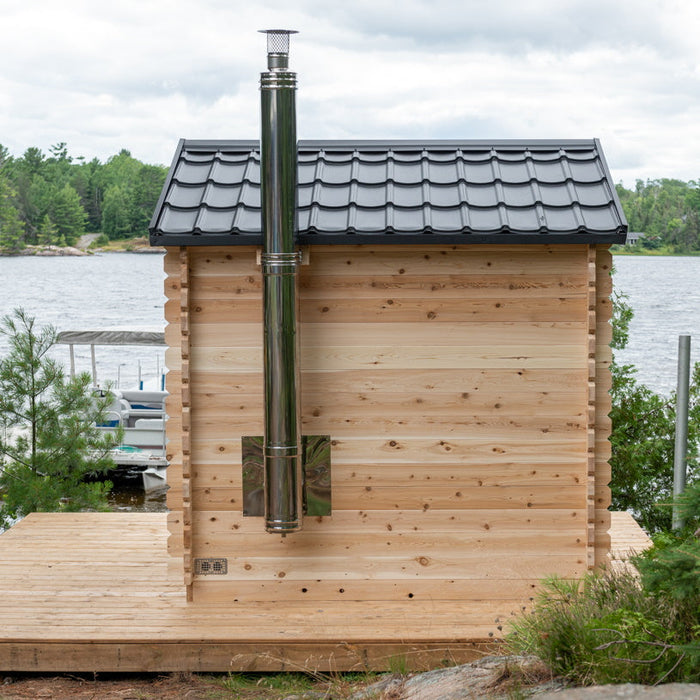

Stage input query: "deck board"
[
  {"left": 0, "top": 511, "right": 649, "bottom": 672},
  {"left": 608, "top": 510, "right": 653, "bottom": 572}
]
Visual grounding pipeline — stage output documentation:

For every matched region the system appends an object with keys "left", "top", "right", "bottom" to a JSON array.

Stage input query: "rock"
[
  {"left": 27, "top": 245, "right": 88, "bottom": 257},
  {"left": 76, "top": 233, "right": 101, "bottom": 250},
  {"left": 350, "top": 655, "right": 561, "bottom": 699},
  {"left": 350, "top": 656, "right": 700, "bottom": 700}
]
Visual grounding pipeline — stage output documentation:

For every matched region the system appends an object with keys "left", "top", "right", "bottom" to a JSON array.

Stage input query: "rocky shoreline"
[
  {"left": 1, "top": 243, "right": 164, "bottom": 257},
  {"left": 11, "top": 244, "right": 89, "bottom": 256}
]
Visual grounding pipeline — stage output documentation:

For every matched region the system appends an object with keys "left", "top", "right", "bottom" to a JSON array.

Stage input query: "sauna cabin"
[{"left": 147, "top": 32, "right": 628, "bottom": 666}]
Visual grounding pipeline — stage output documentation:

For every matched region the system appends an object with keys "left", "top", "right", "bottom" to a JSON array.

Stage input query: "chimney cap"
[{"left": 259, "top": 29, "right": 298, "bottom": 55}]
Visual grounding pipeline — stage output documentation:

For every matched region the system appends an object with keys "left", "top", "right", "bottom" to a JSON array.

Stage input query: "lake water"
[
  {"left": 0, "top": 253, "right": 167, "bottom": 390},
  {"left": 0, "top": 251, "right": 697, "bottom": 396},
  {"left": 612, "top": 256, "right": 700, "bottom": 395}
]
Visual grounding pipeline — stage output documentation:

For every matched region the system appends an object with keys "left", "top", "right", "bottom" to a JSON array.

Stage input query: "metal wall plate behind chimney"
[{"left": 242, "top": 435, "right": 331, "bottom": 518}]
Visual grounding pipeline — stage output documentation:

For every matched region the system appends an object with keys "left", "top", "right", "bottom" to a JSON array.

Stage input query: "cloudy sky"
[{"left": 1, "top": 0, "right": 698, "bottom": 186}]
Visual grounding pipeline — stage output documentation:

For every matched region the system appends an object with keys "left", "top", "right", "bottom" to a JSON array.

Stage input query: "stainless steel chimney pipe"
[{"left": 259, "top": 29, "right": 303, "bottom": 534}]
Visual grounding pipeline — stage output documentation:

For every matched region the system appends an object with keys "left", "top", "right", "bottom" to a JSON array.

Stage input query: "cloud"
[
  {"left": 293, "top": 0, "right": 677, "bottom": 56},
  {"left": 0, "top": 0, "right": 698, "bottom": 183}
]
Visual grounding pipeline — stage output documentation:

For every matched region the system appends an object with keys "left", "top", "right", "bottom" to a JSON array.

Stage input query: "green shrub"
[
  {"left": 506, "top": 569, "right": 686, "bottom": 685},
  {"left": 90, "top": 233, "right": 110, "bottom": 248},
  {"left": 508, "top": 484, "right": 700, "bottom": 685}
]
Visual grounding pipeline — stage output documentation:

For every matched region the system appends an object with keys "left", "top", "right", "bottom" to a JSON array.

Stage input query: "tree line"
[
  {"left": 1, "top": 141, "right": 699, "bottom": 254},
  {"left": 0, "top": 142, "right": 168, "bottom": 253},
  {"left": 616, "top": 178, "right": 700, "bottom": 252}
]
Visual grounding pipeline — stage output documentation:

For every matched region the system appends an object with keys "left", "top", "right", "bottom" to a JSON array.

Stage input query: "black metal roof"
[{"left": 149, "top": 139, "right": 627, "bottom": 246}]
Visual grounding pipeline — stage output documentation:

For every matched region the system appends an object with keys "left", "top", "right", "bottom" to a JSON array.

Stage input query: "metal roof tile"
[
  {"left": 202, "top": 183, "right": 243, "bottom": 209},
  {"left": 173, "top": 160, "right": 212, "bottom": 185},
  {"left": 393, "top": 207, "right": 423, "bottom": 231},
  {"left": 298, "top": 161, "right": 318, "bottom": 184},
  {"left": 506, "top": 206, "right": 541, "bottom": 231},
  {"left": 321, "top": 161, "right": 353, "bottom": 185},
  {"left": 424, "top": 208, "right": 465, "bottom": 232},
  {"left": 353, "top": 207, "right": 387, "bottom": 232},
  {"left": 353, "top": 151, "right": 387, "bottom": 163},
  {"left": 427, "top": 161, "right": 459, "bottom": 185},
  {"left": 497, "top": 161, "right": 531, "bottom": 184},
  {"left": 460, "top": 150, "right": 492, "bottom": 163},
  {"left": 392, "top": 184, "right": 423, "bottom": 208},
  {"left": 541, "top": 206, "right": 580, "bottom": 231},
  {"left": 426, "top": 150, "right": 458, "bottom": 162},
  {"left": 210, "top": 159, "right": 256, "bottom": 185},
  {"left": 429, "top": 184, "right": 462, "bottom": 208},
  {"left": 182, "top": 151, "right": 216, "bottom": 163},
  {"left": 150, "top": 139, "right": 627, "bottom": 246},
  {"left": 317, "top": 184, "right": 351, "bottom": 208},
  {"left": 320, "top": 151, "right": 353, "bottom": 163},
  {"left": 467, "top": 207, "right": 505, "bottom": 232},
  {"left": 530, "top": 159, "right": 567, "bottom": 184},
  {"left": 568, "top": 159, "right": 604, "bottom": 183},
  {"left": 465, "top": 184, "right": 499, "bottom": 208},
  {"left": 198, "top": 208, "right": 236, "bottom": 233},
  {"left": 539, "top": 183, "right": 575, "bottom": 207},
  {"left": 574, "top": 182, "right": 610, "bottom": 207},
  {"left": 356, "top": 161, "right": 388, "bottom": 185},
  {"left": 167, "top": 184, "right": 206, "bottom": 208},
  {"left": 356, "top": 183, "right": 390, "bottom": 208},
  {"left": 527, "top": 149, "right": 562, "bottom": 162},
  {"left": 502, "top": 183, "right": 537, "bottom": 208},
  {"left": 233, "top": 207, "right": 263, "bottom": 233},
  {"left": 462, "top": 161, "right": 496, "bottom": 185},
  {"left": 312, "top": 206, "right": 350, "bottom": 232},
  {"left": 297, "top": 184, "right": 314, "bottom": 208},
  {"left": 158, "top": 206, "right": 199, "bottom": 234},
  {"left": 392, "top": 161, "right": 423, "bottom": 185},
  {"left": 581, "top": 205, "right": 621, "bottom": 232}
]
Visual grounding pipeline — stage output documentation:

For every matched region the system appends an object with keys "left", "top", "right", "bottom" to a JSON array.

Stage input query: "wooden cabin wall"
[{"left": 163, "top": 243, "right": 612, "bottom": 632}]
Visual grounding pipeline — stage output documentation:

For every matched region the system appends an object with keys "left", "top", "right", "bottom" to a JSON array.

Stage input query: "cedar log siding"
[{"left": 163, "top": 243, "right": 613, "bottom": 628}]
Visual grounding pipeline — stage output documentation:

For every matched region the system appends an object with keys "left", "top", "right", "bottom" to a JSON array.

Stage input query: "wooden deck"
[
  {"left": 609, "top": 510, "right": 653, "bottom": 571},
  {"left": 0, "top": 511, "right": 650, "bottom": 673}
]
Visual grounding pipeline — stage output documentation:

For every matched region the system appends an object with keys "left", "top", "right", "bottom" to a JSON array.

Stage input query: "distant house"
[{"left": 626, "top": 231, "right": 645, "bottom": 245}]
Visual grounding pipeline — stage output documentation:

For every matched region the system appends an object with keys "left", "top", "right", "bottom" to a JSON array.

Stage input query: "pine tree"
[
  {"left": 48, "top": 183, "right": 86, "bottom": 246},
  {"left": 0, "top": 175, "right": 25, "bottom": 253},
  {"left": 0, "top": 309, "right": 120, "bottom": 527},
  {"left": 36, "top": 213, "right": 58, "bottom": 246}
]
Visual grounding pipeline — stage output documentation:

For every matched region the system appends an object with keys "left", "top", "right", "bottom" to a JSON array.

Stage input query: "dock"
[{"left": 0, "top": 510, "right": 651, "bottom": 673}]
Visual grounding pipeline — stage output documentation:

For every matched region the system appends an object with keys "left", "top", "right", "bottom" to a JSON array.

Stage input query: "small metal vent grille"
[
  {"left": 194, "top": 558, "right": 228, "bottom": 576},
  {"left": 260, "top": 29, "right": 297, "bottom": 55}
]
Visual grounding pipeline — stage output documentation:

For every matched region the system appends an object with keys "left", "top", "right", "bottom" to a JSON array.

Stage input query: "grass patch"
[
  {"left": 208, "top": 670, "right": 382, "bottom": 699},
  {"left": 217, "top": 672, "right": 315, "bottom": 695}
]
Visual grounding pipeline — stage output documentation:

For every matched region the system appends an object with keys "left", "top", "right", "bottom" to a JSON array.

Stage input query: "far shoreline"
[
  {"left": 3, "top": 242, "right": 699, "bottom": 258},
  {"left": 1, "top": 239, "right": 165, "bottom": 257}
]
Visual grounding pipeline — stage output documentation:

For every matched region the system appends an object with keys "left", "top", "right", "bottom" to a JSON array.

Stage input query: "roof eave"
[{"left": 151, "top": 229, "right": 627, "bottom": 247}]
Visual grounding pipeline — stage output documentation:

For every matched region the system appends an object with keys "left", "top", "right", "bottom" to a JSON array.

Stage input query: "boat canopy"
[
  {"left": 56, "top": 328, "right": 166, "bottom": 385},
  {"left": 56, "top": 329, "right": 166, "bottom": 347}
]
